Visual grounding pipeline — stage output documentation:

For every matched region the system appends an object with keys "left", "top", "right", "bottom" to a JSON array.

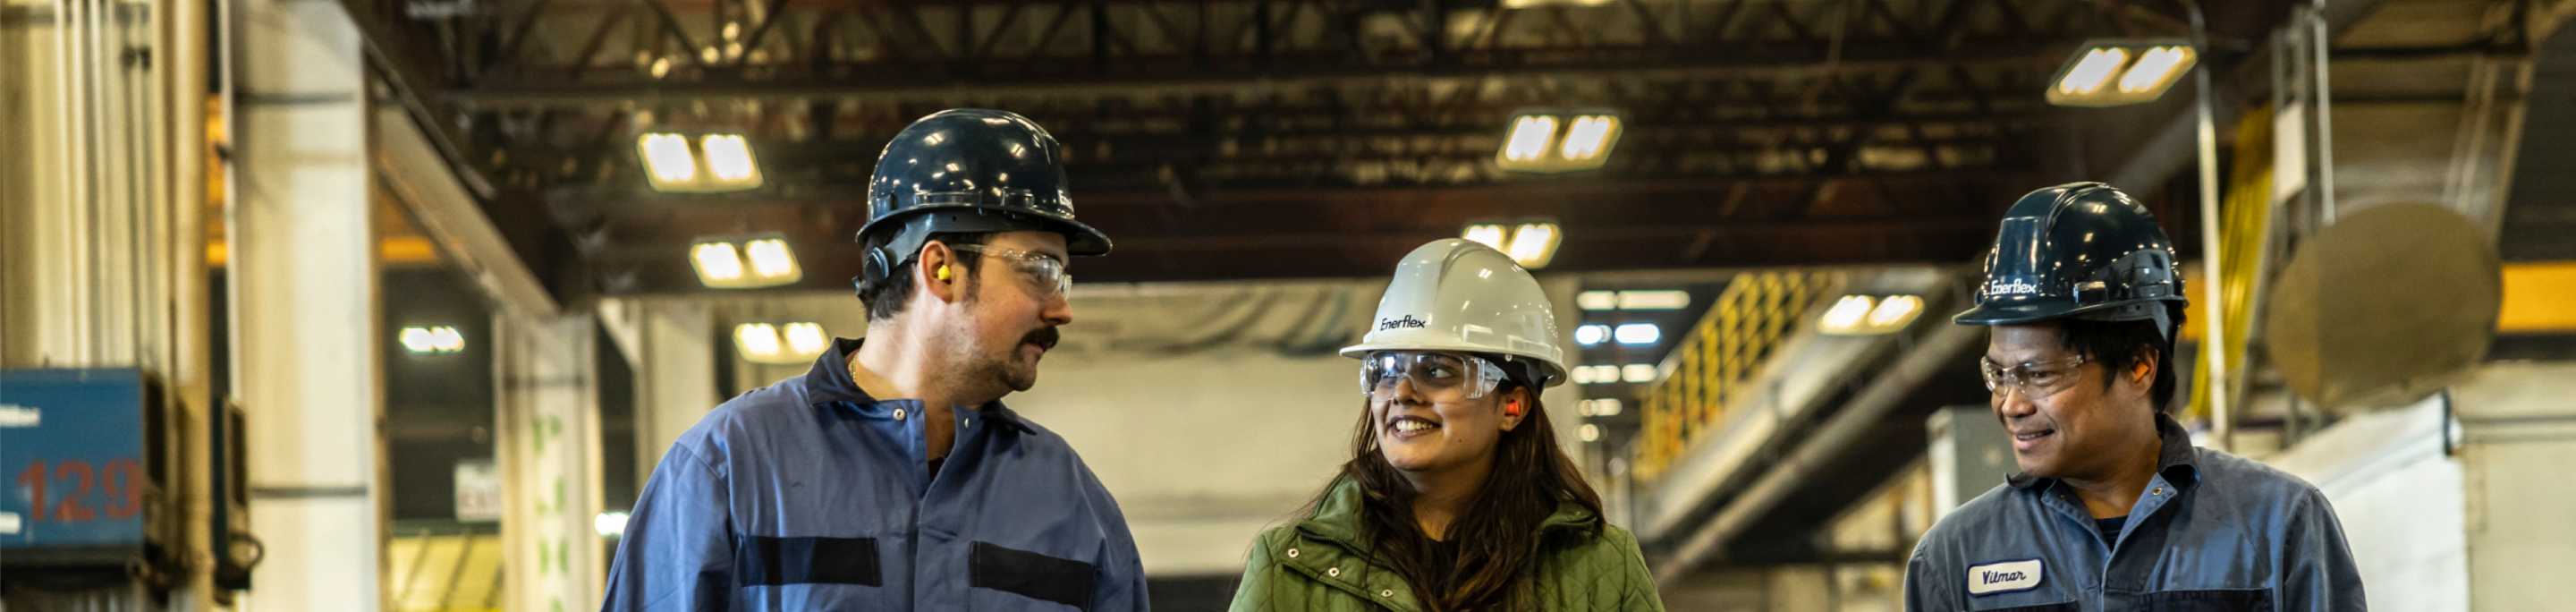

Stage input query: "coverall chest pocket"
[
  {"left": 734, "top": 535, "right": 884, "bottom": 586},
  {"left": 1972, "top": 603, "right": 2075, "bottom": 612},
  {"left": 2145, "top": 588, "right": 2272, "bottom": 612},
  {"left": 969, "top": 541, "right": 1098, "bottom": 611}
]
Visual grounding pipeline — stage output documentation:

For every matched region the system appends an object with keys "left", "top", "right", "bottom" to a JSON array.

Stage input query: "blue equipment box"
[{"left": 1, "top": 369, "right": 153, "bottom": 556}]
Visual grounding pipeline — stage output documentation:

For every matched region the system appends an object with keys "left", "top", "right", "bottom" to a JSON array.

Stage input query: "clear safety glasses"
[
  {"left": 1360, "top": 351, "right": 1507, "bottom": 402},
  {"left": 949, "top": 245, "right": 1072, "bottom": 298},
  {"left": 1979, "top": 354, "right": 2087, "bottom": 400}
]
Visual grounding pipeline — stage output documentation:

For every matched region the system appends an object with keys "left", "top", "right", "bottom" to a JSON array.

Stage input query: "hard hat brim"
[
  {"left": 857, "top": 204, "right": 1113, "bottom": 256},
  {"left": 1951, "top": 297, "right": 2182, "bottom": 327}
]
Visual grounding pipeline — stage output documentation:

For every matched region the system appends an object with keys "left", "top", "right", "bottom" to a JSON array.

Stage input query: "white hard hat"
[{"left": 1341, "top": 239, "right": 1569, "bottom": 387}]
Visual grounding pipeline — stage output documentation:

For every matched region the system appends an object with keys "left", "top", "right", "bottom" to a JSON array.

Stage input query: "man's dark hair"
[
  {"left": 858, "top": 231, "right": 990, "bottom": 321},
  {"left": 2057, "top": 305, "right": 2188, "bottom": 412}
]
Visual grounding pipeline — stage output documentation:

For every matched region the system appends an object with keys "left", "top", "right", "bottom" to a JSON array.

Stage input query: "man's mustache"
[{"left": 1021, "top": 326, "right": 1060, "bottom": 350}]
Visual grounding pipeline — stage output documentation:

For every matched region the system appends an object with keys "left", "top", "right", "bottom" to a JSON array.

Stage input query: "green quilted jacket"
[{"left": 1226, "top": 479, "right": 1667, "bottom": 612}]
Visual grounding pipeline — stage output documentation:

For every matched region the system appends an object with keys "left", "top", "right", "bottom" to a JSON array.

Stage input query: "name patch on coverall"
[{"left": 1966, "top": 558, "right": 2044, "bottom": 596}]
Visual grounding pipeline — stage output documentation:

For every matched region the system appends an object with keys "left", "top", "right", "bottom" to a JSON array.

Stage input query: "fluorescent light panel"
[
  {"left": 1502, "top": 116, "right": 1557, "bottom": 162},
  {"left": 1622, "top": 364, "right": 1659, "bottom": 384},
  {"left": 1459, "top": 222, "right": 1562, "bottom": 269},
  {"left": 691, "top": 234, "right": 803, "bottom": 289},
  {"left": 1614, "top": 323, "right": 1660, "bottom": 344},
  {"left": 1617, "top": 290, "right": 1690, "bottom": 310},
  {"left": 637, "top": 132, "right": 765, "bottom": 193},
  {"left": 1495, "top": 112, "right": 1621, "bottom": 173},
  {"left": 1574, "top": 325, "right": 1611, "bottom": 346},
  {"left": 1504, "top": 223, "right": 1560, "bottom": 268},
  {"left": 1577, "top": 291, "right": 1619, "bottom": 310},
  {"left": 2056, "top": 48, "right": 2127, "bottom": 95},
  {"left": 1462, "top": 225, "right": 1510, "bottom": 251},
  {"left": 2047, "top": 39, "right": 2198, "bottom": 107},
  {"left": 735, "top": 321, "right": 830, "bottom": 364},
  {"left": 399, "top": 326, "right": 465, "bottom": 353},
  {"left": 1819, "top": 293, "right": 1925, "bottom": 336}
]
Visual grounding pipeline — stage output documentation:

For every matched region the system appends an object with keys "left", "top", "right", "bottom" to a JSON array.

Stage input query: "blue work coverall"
[
  {"left": 603, "top": 338, "right": 1149, "bottom": 612},
  {"left": 1903, "top": 412, "right": 2366, "bottom": 611}
]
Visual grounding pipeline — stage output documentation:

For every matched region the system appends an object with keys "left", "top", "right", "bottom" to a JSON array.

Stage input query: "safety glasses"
[
  {"left": 1979, "top": 354, "right": 2087, "bottom": 400},
  {"left": 1360, "top": 351, "right": 1507, "bottom": 402},
  {"left": 949, "top": 245, "right": 1072, "bottom": 299}
]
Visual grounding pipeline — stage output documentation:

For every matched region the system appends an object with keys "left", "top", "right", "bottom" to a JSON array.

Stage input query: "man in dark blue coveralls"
[
  {"left": 603, "top": 109, "right": 1148, "bottom": 611},
  {"left": 1904, "top": 183, "right": 2365, "bottom": 611}
]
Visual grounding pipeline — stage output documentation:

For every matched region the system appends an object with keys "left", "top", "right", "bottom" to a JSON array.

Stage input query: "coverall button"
[
  {"left": 1286, "top": 548, "right": 1299, "bottom": 558},
  {"left": 1327, "top": 567, "right": 1341, "bottom": 577},
  {"left": 1381, "top": 590, "right": 1394, "bottom": 598}
]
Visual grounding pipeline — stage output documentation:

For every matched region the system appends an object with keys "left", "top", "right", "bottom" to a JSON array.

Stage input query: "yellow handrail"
[
  {"left": 2185, "top": 106, "right": 2278, "bottom": 421},
  {"left": 1631, "top": 271, "right": 1834, "bottom": 480}
]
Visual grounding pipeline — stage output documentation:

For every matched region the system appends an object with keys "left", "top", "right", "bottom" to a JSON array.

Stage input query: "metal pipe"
[
  {"left": 166, "top": 0, "right": 219, "bottom": 598},
  {"left": 2311, "top": 0, "right": 2338, "bottom": 225},
  {"left": 2182, "top": 0, "right": 2232, "bottom": 453}
]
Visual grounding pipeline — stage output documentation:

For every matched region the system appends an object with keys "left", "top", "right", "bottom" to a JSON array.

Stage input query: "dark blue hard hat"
[
  {"left": 854, "top": 109, "right": 1112, "bottom": 293},
  {"left": 1953, "top": 182, "right": 2189, "bottom": 338}
]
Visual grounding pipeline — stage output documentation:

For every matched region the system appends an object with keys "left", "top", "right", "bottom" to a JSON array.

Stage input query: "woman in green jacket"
[{"left": 1230, "top": 239, "right": 1665, "bottom": 612}]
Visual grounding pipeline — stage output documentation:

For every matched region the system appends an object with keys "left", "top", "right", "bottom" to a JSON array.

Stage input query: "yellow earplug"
[{"left": 936, "top": 266, "right": 951, "bottom": 281}]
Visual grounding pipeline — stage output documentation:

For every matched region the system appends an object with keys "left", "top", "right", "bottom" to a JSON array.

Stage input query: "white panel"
[
  {"left": 2266, "top": 398, "right": 2468, "bottom": 612},
  {"left": 638, "top": 301, "right": 716, "bottom": 474},
  {"left": 242, "top": 497, "right": 383, "bottom": 612},
  {"left": 498, "top": 314, "right": 605, "bottom": 612},
  {"left": 2451, "top": 363, "right": 2576, "bottom": 612}
]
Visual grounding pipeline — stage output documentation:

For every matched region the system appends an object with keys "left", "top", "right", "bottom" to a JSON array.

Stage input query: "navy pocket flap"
[
  {"left": 2147, "top": 588, "right": 2273, "bottom": 612},
  {"left": 736, "top": 536, "right": 882, "bottom": 586},
  {"left": 970, "top": 541, "right": 1097, "bottom": 610},
  {"left": 1982, "top": 604, "right": 2076, "bottom": 612}
]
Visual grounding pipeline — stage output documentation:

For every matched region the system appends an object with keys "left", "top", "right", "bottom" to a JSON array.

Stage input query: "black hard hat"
[
  {"left": 854, "top": 109, "right": 1113, "bottom": 293},
  {"left": 1953, "top": 182, "right": 2189, "bottom": 338}
]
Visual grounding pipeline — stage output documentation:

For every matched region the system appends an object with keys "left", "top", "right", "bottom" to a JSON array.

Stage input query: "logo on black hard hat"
[
  {"left": 1380, "top": 316, "right": 1428, "bottom": 331},
  {"left": 1985, "top": 277, "right": 2042, "bottom": 297}
]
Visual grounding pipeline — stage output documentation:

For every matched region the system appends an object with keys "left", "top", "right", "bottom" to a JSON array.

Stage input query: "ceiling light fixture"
[
  {"left": 734, "top": 321, "right": 831, "bottom": 364},
  {"left": 636, "top": 131, "right": 765, "bottom": 193},
  {"left": 1459, "top": 221, "right": 1563, "bottom": 268},
  {"left": 399, "top": 326, "right": 465, "bottom": 353},
  {"left": 2046, "top": 39, "right": 2199, "bottom": 107},
  {"left": 1616, "top": 290, "right": 1691, "bottom": 310},
  {"left": 1614, "top": 323, "right": 1661, "bottom": 345},
  {"left": 1574, "top": 325, "right": 1611, "bottom": 346},
  {"left": 1495, "top": 111, "right": 1623, "bottom": 173},
  {"left": 690, "top": 234, "right": 803, "bottom": 289},
  {"left": 1819, "top": 294, "right": 1927, "bottom": 336}
]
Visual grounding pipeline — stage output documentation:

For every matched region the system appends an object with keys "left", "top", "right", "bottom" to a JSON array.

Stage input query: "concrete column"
[
  {"left": 496, "top": 313, "right": 606, "bottom": 612},
  {"left": 636, "top": 301, "right": 717, "bottom": 475},
  {"left": 229, "top": 0, "right": 382, "bottom": 608}
]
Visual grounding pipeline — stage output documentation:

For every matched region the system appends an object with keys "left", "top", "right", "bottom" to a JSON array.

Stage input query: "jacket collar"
[
  {"left": 803, "top": 337, "right": 1036, "bottom": 433},
  {"left": 1296, "top": 476, "right": 1599, "bottom": 550},
  {"left": 2007, "top": 411, "right": 2201, "bottom": 490}
]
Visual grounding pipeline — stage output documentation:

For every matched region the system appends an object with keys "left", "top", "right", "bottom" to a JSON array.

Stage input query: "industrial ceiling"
[{"left": 337, "top": 0, "right": 2279, "bottom": 296}]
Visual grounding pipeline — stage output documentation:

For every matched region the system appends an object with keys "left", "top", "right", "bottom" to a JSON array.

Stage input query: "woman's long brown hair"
[{"left": 1309, "top": 359, "right": 1606, "bottom": 612}]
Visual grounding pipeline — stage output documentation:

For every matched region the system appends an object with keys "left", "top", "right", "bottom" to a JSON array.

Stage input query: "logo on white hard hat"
[{"left": 1379, "top": 315, "right": 1428, "bottom": 331}]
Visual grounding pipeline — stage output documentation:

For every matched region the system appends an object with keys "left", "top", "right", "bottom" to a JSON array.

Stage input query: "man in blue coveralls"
[
  {"left": 603, "top": 109, "right": 1148, "bottom": 611},
  {"left": 1904, "top": 183, "right": 2365, "bottom": 611}
]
